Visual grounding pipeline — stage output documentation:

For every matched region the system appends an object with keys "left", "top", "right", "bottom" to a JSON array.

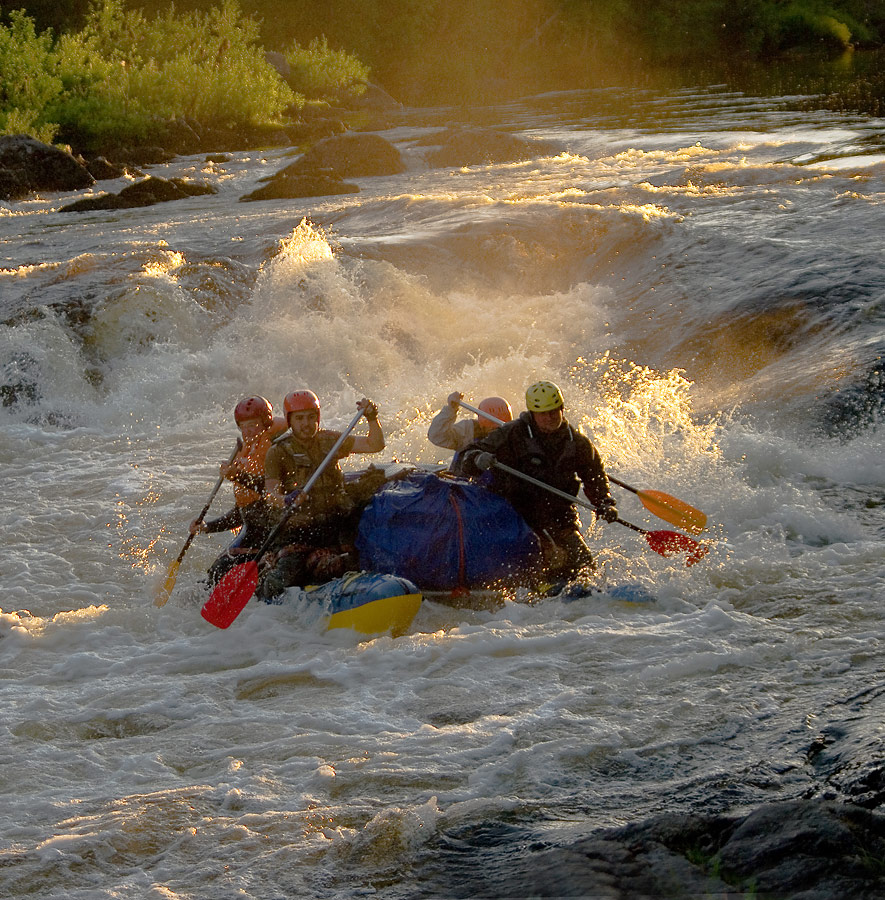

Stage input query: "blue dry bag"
[{"left": 356, "top": 471, "right": 541, "bottom": 590}]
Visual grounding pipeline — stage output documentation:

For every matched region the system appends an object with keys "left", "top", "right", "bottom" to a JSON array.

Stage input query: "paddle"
[
  {"left": 200, "top": 406, "right": 367, "bottom": 628},
  {"left": 487, "top": 458, "right": 710, "bottom": 567},
  {"left": 154, "top": 443, "right": 239, "bottom": 607},
  {"left": 458, "top": 398, "right": 707, "bottom": 535}
]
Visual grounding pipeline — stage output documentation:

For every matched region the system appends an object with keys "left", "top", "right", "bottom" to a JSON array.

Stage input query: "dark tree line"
[{"left": 4, "top": 0, "right": 884, "bottom": 104}]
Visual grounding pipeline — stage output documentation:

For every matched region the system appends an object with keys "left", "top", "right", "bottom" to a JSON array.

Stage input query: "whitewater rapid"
[{"left": 1, "top": 84, "right": 883, "bottom": 898}]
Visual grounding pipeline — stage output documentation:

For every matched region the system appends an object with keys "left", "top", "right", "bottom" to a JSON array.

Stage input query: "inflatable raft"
[{"left": 263, "top": 570, "right": 422, "bottom": 637}]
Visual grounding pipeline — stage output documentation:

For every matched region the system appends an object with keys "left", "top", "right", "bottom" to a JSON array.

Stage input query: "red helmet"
[
  {"left": 284, "top": 389, "right": 320, "bottom": 423},
  {"left": 478, "top": 396, "right": 512, "bottom": 425},
  {"left": 234, "top": 396, "right": 274, "bottom": 427}
]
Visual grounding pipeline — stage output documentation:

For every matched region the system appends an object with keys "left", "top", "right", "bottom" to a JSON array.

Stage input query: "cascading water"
[{"left": 1, "top": 84, "right": 883, "bottom": 898}]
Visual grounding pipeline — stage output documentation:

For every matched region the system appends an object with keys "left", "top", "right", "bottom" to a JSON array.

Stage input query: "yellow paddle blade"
[
  {"left": 154, "top": 558, "right": 181, "bottom": 607},
  {"left": 636, "top": 489, "right": 707, "bottom": 536}
]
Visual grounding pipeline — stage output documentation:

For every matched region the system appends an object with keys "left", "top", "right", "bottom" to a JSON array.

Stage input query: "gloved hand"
[
  {"left": 474, "top": 451, "right": 496, "bottom": 471},
  {"left": 596, "top": 500, "right": 618, "bottom": 523},
  {"left": 448, "top": 391, "right": 464, "bottom": 408}
]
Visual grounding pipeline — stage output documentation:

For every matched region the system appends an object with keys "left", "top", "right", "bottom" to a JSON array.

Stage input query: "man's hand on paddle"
[{"left": 474, "top": 452, "right": 496, "bottom": 471}]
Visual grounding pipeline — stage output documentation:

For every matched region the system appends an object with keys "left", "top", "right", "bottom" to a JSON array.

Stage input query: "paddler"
[
  {"left": 258, "top": 390, "right": 384, "bottom": 599},
  {"left": 459, "top": 380, "right": 618, "bottom": 580},
  {"left": 190, "top": 396, "right": 287, "bottom": 584},
  {"left": 428, "top": 391, "right": 512, "bottom": 473}
]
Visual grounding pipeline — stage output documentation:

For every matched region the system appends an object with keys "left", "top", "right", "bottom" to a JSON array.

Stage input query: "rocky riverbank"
[
  {"left": 422, "top": 800, "right": 885, "bottom": 899},
  {"left": 1, "top": 118, "right": 559, "bottom": 208}
]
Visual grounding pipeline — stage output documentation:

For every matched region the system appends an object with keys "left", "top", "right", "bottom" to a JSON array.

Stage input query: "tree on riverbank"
[
  {"left": 8, "top": 0, "right": 883, "bottom": 105},
  {"left": 0, "top": 0, "right": 369, "bottom": 154},
  {"left": 3, "top": 0, "right": 884, "bottom": 151}
]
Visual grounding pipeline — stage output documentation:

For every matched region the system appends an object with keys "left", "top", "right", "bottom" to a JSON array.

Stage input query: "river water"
[{"left": 1, "top": 77, "right": 883, "bottom": 898}]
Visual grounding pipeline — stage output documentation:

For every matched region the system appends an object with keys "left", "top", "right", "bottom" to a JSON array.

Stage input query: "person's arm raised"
[{"left": 351, "top": 398, "right": 384, "bottom": 453}]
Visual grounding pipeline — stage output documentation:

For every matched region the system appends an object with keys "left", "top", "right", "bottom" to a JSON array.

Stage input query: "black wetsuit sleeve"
[
  {"left": 203, "top": 507, "right": 242, "bottom": 533},
  {"left": 574, "top": 435, "right": 613, "bottom": 508}
]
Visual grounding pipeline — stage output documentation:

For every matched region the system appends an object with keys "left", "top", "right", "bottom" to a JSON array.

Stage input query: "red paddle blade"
[
  {"left": 644, "top": 530, "right": 710, "bottom": 567},
  {"left": 201, "top": 561, "right": 260, "bottom": 628}
]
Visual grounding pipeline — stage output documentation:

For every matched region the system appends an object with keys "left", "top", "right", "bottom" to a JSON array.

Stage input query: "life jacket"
[
  {"left": 230, "top": 417, "right": 287, "bottom": 507},
  {"left": 510, "top": 412, "right": 579, "bottom": 493},
  {"left": 269, "top": 429, "right": 354, "bottom": 519},
  {"left": 492, "top": 412, "right": 581, "bottom": 529}
]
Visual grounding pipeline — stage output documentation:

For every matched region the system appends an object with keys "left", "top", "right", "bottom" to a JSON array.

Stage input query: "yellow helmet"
[{"left": 525, "top": 381, "right": 564, "bottom": 412}]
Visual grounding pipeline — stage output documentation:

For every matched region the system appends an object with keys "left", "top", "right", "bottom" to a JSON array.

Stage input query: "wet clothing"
[
  {"left": 428, "top": 405, "right": 480, "bottom": 452},
  {"left": 229, "top": 418, "right": 287, "bottom": 507},
  {"left": 264, "top": 429, "right": 356, "bottom": 534},
  {"left": 258, "top": 428, "right": 358, "bottom": 598},
  {"left": 460, "top": 411, "right": 615, "bottom": 579},
  {"left": 201, "top": 418, "right": 287, "bottom": 584},
  {"left": 203, "top": 417, "right": 287, "bottom": 535},
  {"left": 427, "top": 405, "right": 483, "bottom": 473},
  {"left": 203, "top": 499, "right": 276, "bottom": 544}
]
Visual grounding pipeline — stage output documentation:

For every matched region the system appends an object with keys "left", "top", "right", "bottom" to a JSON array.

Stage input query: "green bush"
[
  {"left": 284, "top": 37, "right": 370, "bottom": 100},
  {"left": 47, "top": 0, "right": 296, "bottom": 151},
  {"left": 774, "top": 2, "right": 855, "bottom": 52},
  {"left": 0, "top": 10, "right": 62, "bottom": 142}
]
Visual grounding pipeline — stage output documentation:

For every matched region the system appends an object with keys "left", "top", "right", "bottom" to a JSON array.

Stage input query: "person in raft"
[
  {"left": 427, "top": 391, "right": 512, "bottom": 473},
  {"left": 190, "top": 395, "right": 287, "bottom": 584},
  {"left": 257, "top": 390, "right": 385, "bottom": 599},
  {"left": 459, "top": 380, "right": 618, "bottom": 580}
]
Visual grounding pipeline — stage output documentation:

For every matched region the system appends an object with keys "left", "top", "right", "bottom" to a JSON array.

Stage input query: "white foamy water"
[{"left": 1, "top": 85, "right": 883, "bottom": 898}]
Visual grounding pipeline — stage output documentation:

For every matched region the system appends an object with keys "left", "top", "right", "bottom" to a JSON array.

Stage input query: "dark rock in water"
[
  {"left": 0, "top": 134, "right": 94, "bottom": 200},
  {"left": 58, "top": 176, "right": 217, "bottom": 212},
  {"left": 427, "top": 800, "right": 885, "bottom": 899},
  {"left": 264, "top": 50, "right": 290, "bottom": 79},
  {"left": 715, "top": 801, "right": 883, "bottom": 896},
  {"left": 342, "top": 82, "right": 404, "bottom": 113},
  {"left": 819, "top": 357, "right": 885, "bottom": 438},
  {"left": 279, "top": 132, "right": 404, "bottom": 178},
  {"left": 425, "top": 126, "right": 559, "bottom": 168},
  {"left": 240, "top": 172, "right": 359, "bottom": 202},
  {"left": 119, "top": 145, "right": 175, "bottom": 166},
  {"left": 1, "top": 352, "right": 41, "bottom": 409},
  {"left": 86, "top": 156, "right": 137, "bottom": 181},
  {"left": 0, "top": 166, "right": 28, "bottom": 201},
  {"left": 114, "top": 176, "right": 215, "bottom": 206},
  {"left": 286, "top": 117, "right": 348, "bottom": 143}
]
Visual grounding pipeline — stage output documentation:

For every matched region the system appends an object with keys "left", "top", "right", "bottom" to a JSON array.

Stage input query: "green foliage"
[
  {"left": 0, "top": 9, "right": 61, "bottom": 141},
  {"left": 0, "top": 1, "right": 91, "bottom": 34},
  {"left": 46, "top": 0, "right": 295, "bottom": 151},
  {"left": 0, "top": 0, "right": 299, "bottom": 151},
  {"left": 772, "top": 1, "right": 855, "bottom": 52},
  {"left": 2, "top": 0, "right": 885, "bottom": 146},
  {"left": 284, "top": 37, "right": 370, "bottom": 100},
  {"left": 613, "top": 0, "right": 878, "bottom": 62}
]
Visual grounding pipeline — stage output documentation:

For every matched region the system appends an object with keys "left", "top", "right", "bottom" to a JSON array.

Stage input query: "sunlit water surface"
[{"left": 1, "top": 83, "right": 883, "bottom": 898}]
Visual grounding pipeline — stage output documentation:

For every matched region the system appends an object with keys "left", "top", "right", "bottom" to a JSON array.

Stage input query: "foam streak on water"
[{"left": 1, "top": 86, "right": 883, "bottom": 898}]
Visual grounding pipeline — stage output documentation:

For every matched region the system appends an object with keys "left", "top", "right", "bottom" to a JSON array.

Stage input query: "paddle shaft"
[
  {"left": 181, "top": 442, "right": 242, "bottom": 548},
  {"left": 252, "top": 406, "right": 367, "bottom": 563},
  {"left": 458, "top": 398, "right": 706, "bottom": 534},
  {"left": 488, "top": 459, "right": 708, "bottom": 565},
  {"left": 154, "top": 442, "right": 239, "bottom": 606},
  {"left": 200, "top": 406, "right": 369, "bottom": 628},
  {"left": 487, "top": 459, "right": 645, "bottom": 534}
]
